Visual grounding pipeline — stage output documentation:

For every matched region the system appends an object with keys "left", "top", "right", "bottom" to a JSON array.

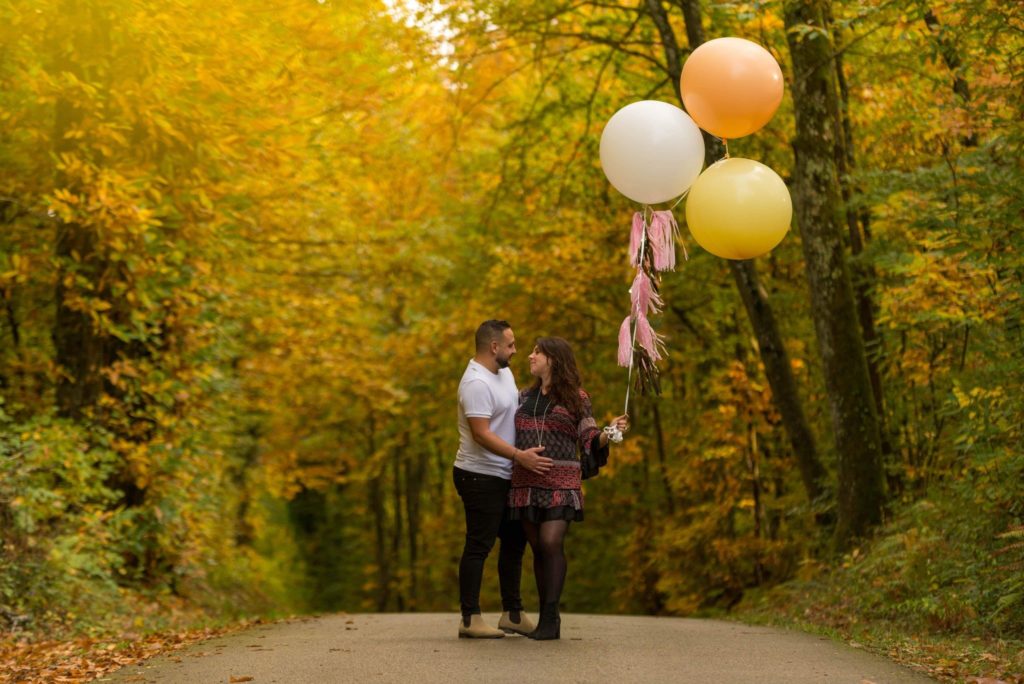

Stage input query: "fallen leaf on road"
[
  {"left": 0, "top": 619, "right": 262, "bottom": 684},
  {"left": 229, "top": 676, "right": 254, "bottom": 683}
]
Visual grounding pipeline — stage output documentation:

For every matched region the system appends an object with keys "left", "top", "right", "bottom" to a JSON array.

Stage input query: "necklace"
[{"left": 533, "top": 386, "right": 550, "bottom": 448}]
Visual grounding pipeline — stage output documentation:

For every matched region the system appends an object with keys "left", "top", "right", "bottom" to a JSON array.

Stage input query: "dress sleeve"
[{"left": 577, "top": 390, "right": 607, "bottom": 462}]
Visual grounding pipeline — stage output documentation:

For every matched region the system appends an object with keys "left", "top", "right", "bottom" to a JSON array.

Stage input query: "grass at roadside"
[
  {"left": 729, "top": 492, "right": 1024, "bottom": 684},
  {"left": 733, "top": 576, "right": 1023, "bottom": 683}
]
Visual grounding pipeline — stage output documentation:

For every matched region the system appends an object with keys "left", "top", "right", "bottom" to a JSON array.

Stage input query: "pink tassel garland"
[
  {"left": 618, "top": 208, "right": 687, "bottom": 393},
  {"left": 617, "top": 315, "right": 633, "bottom": 367},
  {"left": 649, "top": 210, "right": 684, "bottom": 271},
  {"left": 635, "top": 311, "right": 666, "bottom": 362},
  {"left": 629, "top": 212, "right": 645, "bottom": 266},
  {"left": 647, "top": 213, "right": 666, "bottom": 271},
  {"left": 630, "top": 272, "right": 663, "bottom": 316}
]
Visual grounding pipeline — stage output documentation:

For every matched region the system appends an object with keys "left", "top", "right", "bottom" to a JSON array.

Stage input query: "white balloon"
[{"left": 600, "top": 100, "right": 705, "bottom": 205}]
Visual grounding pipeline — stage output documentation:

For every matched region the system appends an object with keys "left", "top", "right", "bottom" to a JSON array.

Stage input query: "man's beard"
[{"left": 496, "top": 355, "right": 511, "bottom": 369}]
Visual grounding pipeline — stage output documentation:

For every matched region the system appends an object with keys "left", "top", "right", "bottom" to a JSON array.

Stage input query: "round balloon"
[
  {"left": 680, "top": 37, "right": 784, "bottom": 140},
  {"left": 599, "top": 100, "right": 705, "bottom": 205},
  {"left": 685, "top": 158, "right": 792, "bottom": 260}
]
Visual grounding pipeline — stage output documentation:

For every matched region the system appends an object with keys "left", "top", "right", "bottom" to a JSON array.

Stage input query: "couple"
[{"left": 453, "top": 319, "right": 629, "bottom": 641}]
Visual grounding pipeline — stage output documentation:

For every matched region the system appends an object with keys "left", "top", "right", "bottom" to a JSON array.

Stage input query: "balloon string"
[
  {"left": 723, "top": 138, "right": 730, "bottom": 159},
  {"left": 624, "top": 207, "right": 650, "bottom": 417},
  {"left": 669, "top": 188, "right": 690, "bottom": 211}
]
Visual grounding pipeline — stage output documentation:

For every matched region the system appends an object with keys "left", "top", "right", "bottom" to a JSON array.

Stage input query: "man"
[{"left": 454, "top": 320, "right": 553, "bottom": 638}]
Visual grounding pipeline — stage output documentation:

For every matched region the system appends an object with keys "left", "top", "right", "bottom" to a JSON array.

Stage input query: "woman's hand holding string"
[{"left": 600, "top": 414, "right": 630, "bottom": 447}]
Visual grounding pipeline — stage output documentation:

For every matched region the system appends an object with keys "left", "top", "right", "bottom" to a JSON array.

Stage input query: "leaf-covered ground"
[
  {"left": 1, "top": 627, "right": 236, "bottom": 683},
  {"left": 0, "top": 604, "right": 270, "bottom": 684}
]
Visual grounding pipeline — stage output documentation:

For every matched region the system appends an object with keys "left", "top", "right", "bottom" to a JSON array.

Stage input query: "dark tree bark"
[
  {"left": 52, "top": 0, "right": 109, "bottom": 419},
  {"left": 746, "top": 424, "right": 766, "bottom": 584},
  {"left": 391, "top": 443, "right": 406, "bottom": 611},
  {"left": 828, "top": 16, "right": 898, "bottom": 473},
  {"left": 405, "top": 445, "right": 425, "bottom": 610},
  {"left": 730, "top": 262, "right": 829, "bottom": 505},
  {"left": 646, "top": 0, "right": 830, "bottom": 507},
  {"left": 834, "top": 63, "right": 885, "bottom": 415},
  {"left": 369, "top": 474, "right": 391, "bottom": 610},
  {"left": 784, "top": 0, "right": 886, "bottom": 547},
  {"left": 650, "top": 402, "right": 676, "bottom": 514},
  {"left": 645, "top": 0, "right": 683, "bottom": 101},
  {"left": 922, "top": 7, "right": 977, "bottom": 147},
  {"left": 365, "top": 414, "right": 391, "bottom": 611}
]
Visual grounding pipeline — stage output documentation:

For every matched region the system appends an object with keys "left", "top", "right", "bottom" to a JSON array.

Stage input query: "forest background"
[{"left": 0, "top": 0, "right": 1022, "bottom": 680}]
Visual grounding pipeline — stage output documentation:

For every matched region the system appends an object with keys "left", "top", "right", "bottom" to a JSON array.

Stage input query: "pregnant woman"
[{"left": 508, "top": 336, "right": 628, "bottom": 640}]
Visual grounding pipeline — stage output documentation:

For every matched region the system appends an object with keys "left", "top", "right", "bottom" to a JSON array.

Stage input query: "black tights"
[{"left": 523, "top": 520, "right": 569, "bottom": 606}]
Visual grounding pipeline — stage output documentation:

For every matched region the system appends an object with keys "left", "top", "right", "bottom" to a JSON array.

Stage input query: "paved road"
[{"left": 104, "top": 613, "right": 934, "bottom": 683}]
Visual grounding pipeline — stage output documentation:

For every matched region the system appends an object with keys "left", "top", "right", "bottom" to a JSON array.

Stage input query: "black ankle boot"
[{"left": 529, "top": 601, "right": 561, "bottom": 640}]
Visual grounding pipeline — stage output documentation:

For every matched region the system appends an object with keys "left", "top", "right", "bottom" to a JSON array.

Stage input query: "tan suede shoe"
[
  {"left": 457, "top": 614, "right": 506, "bottom": 639},
  {"left": 498, "top": 611, "right": 535, "bottom": 636}
]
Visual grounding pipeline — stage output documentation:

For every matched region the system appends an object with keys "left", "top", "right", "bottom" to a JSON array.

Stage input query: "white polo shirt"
[{"left": 454, "top": 359, "right": 519, "bottom": 479}]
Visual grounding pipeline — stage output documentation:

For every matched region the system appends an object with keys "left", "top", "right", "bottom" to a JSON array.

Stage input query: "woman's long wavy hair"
[{"left": 531, "top": 336, "right": 584, "bottom": 419}]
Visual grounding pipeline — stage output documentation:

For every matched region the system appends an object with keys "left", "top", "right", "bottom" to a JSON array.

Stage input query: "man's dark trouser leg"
[
  {"left": 497, "top": 516, "right": 526, "bottom": 612},
  {"left": 453, "top": 467, "right": 524, "bottom": 617}
]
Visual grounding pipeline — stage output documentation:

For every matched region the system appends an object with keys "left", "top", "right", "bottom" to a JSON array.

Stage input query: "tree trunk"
[
  {"left": 405, "top": 446, "right": 424, "bottom": 610},
  {"left": 366, "top": 414, "right": 391, "bottom": 611},
  {"left": 369, "top": 473, "right": 390, "bottom": 610},
  {"left": 391, "top": 442, "right": 405, "bottom": 611},
  {"left": 746, "top": 424, "right": 766, "bottom": 584},
  {"left": 783, "top": 0, "right": 886, "bottom": 547},
  {"left": 645, "top": 0, "right": 682, "bottom": 101},
  {"left": 730, "top": 262, "right": 829, "bottom": 505},
  {"left": 827, "top": 9, "right": 891, "bottom": 433},
  {"left": 650, "top": 402, "right": 676, "bottom": 514},
  {"left": 647, "top": 0, "right": 830, "bottom": 508},
  {"left": 52, "top": 0, "right": 108, "bottom": 419},
  {"left": 922, "top": 7, "right": 977, "bottom": 147}
]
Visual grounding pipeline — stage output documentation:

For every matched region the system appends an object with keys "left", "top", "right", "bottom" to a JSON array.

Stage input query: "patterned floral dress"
[{"left": 507, "top": 386, "right": 607, "bottom": 523}]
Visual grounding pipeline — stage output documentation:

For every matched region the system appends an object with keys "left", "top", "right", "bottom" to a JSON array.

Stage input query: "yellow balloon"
[{"left": 685, "top": 158, "right": 792, "bottom": 260}]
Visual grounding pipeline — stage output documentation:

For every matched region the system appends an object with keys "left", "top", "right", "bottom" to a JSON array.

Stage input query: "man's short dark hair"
[{"left": 475, "top": 320, "right": 511, "bottom": 351}]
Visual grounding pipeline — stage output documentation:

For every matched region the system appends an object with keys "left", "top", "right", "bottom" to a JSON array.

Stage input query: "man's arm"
[{"left": 467, "top": 417, "right": 553, "bottom": 475}]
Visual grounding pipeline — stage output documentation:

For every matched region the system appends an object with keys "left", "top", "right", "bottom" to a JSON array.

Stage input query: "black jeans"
[{"left": 453, "top": 466, "right": 526, "bottom": 617}]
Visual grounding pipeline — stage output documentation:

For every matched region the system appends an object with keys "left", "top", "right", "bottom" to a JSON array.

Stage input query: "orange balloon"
[{"left": 680, "top": 37, "right": 784, "bottom": 139}]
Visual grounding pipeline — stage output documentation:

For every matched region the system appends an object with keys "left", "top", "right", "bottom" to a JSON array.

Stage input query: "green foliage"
[
  {"left": 0, "top": 414, "right": 121, "bottom": 626},
  {"left": 0, "top": 403, "right": 306, "bottom": 632},
  {"left": 994, "top": 526, "right": 1024, "bottom": 630}
]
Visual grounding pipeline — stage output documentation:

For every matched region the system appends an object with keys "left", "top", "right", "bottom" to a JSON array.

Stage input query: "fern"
[{"left": 993, "top": 525, "right": 1024, "bottom": 621}]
